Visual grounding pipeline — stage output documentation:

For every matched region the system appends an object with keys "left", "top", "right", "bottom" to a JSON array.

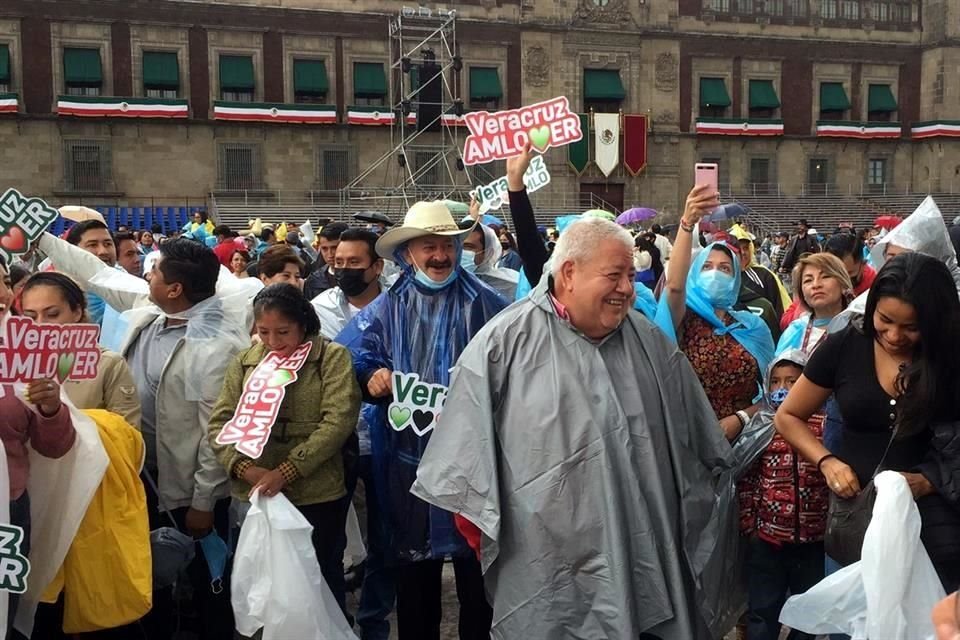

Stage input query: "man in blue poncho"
[{"left": 336, "top": 200, "right": 506, "bottom": 640}]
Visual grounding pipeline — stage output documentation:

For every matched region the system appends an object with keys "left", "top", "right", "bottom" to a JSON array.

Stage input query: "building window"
[
  {"left": 764, "top": 0, "right": 785, "bottom": 16},
  {"left": 749, "top": 158, "right": 772, "bottom": 192},
  {"left": 748, "top": 79, "right": 780, "bottom": 119},
  {"left": 63, "top": 139, "right": 111, "bottom": 192},
  {"left": 63, "top": 48, "right": 102, "bottom": 97},
  {"left": 353, "top": 62, "right": 387, "bottom": 107},
  {"left": 0, "top": 45, "right": 10, "bottom": 93},
  {"left": 867, "top": 84, "right": 898, "bottom": 122},
  {"left": 934, "top": 64, "right": 945, "bottom": 105},
  {"left": 142, "top": 51, "right": 179, "bottom": 99},
  {"left": 217, "top": 142, "right": 263, "bottom": 191},
  {"left": 733, "top": 0, "right": 754, "bottom": 13},
  {"left": 867, "top": 158, "right": 887, "bottom": 192},
  {"left": 583, "top": 69, "right": 625, "bottom": 114},
  {"left": 699, "top": 77, "right": 731, "bottom": 118},
  {"left": 819, "top": 82, "right": 850, "bottom": 121},
  {"left": 318, "top": 148, "right": 350, "bottom": 191},
  {"left": 294, "top": 59, "right": 329, "bottom": 104},
  {"left": 839, "top": 0, "right": 860, "bottom": 19},
  {"left": 469, "top": 67, "right": 502, "bottom": 111},
  {"left": 704, "top": 0, "right": 731, "bottom": 10},
  {"left": 785, "top": 0, "right": 809, "bottom": 15},
  {"left": 219, "top": 55, "right": 255, "bottom": 102},
  {"left": 820, "top": 0, "right": 838, "bottom": 18}
]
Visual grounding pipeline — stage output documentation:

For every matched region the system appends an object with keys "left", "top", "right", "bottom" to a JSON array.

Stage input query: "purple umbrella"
[{"left": 616, "top": 207, "right": 657, "bottom": 226}]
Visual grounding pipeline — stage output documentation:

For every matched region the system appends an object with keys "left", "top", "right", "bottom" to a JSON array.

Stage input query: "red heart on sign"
[{"left": 0, "top": 227, "right": 26, "bottom": 253}]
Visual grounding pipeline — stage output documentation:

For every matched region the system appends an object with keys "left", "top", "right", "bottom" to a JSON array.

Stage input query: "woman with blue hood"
[{"left": 655, "top": 185, "right": 775, "bottom": 441}]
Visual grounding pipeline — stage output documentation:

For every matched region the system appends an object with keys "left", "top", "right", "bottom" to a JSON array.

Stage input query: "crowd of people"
[{"left": 2, "top": 146, "right": 960, "bottom": 640}]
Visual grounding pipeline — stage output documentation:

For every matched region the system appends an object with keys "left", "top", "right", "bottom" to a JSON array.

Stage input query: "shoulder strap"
[
  {"left": 871, "top": 423, "right": 900, "bottom": 479},
  {"left": 141, "top": 470, "right": 181, "bottom": 531}
]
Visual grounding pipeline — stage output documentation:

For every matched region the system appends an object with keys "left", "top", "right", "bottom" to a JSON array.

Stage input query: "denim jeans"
[{"left": 746, "top": 537, "right": 824, "bottom": 640}]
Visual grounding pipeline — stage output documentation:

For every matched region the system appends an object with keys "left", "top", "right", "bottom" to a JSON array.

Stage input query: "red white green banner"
[
  {"left": 348, "top": 106, "right": 408, "bottom": 126},
  {"left": 816, "top": 121, "right": 901, "bottom": 139},
  {"left": 695, "top": 118, "right": 784, "bottom": 136},
  {"left": 214, "top": 102, "right": 337, "bottom": 124},
  {"left": 442, "top": 113, "right": 467, "bottom": 127},
  {"left": 0, "top": 93, "right": 17, "bottom": 114},
  {"left": 57, "top": 96, "right": 188, "bottom": 119},
  {"left": 911, "top": 121, "right": 960, "bottom": 139}
]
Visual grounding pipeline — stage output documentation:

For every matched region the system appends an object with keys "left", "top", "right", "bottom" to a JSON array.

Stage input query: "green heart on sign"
[
  {"left": 389, "top": 406, "right": 411, "bottom": 431},
  {"left": 529, "top": 125, "right": 551, "bottom": 152},
  {"left": 56, "top": 353, "right": 75, "bottom": 382},
  {"left": 268, "top": 369, "right": 294, "bottom": 387}
]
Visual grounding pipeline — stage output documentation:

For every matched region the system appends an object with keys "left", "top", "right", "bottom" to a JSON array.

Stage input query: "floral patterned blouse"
[{"left": 679, "top": 312, "right": 760, "bottom": 419}]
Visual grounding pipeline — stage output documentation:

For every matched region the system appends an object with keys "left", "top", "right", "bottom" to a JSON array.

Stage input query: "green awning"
[
  {"left": 142, "top": 51, "right": 179, "bottom": 89},
  {"left": 699, "top": 77, "right": 731, "bottom": 108},
  {"left": 354, "top": 62, "right": 387, "bottom": 97},
  {"left": 219, "top": 55, "right": 254, "bottom": 91},
  {"left": 470, "top": 67, "right": 502, "bottom": 100},
  {"left": 293, "top": 59, "right": 328, "bottom": 95},
  {"left": 820, "top": 82, "right": 851, "bottom": 111},
  {"left": 749, "top": 79, "right": 780, "bottom": 109},
  {"left": 0, "top": 46, "right": 9, "bottom": 84},
  {"left": 63, "top": 48, "right": 102, "bottom": 85},
  {"left": 868, "top": 84, "right": 898, "bottom": 112},
  {"left": 583, "top": 69, "right": 626, "bottom": 100}
]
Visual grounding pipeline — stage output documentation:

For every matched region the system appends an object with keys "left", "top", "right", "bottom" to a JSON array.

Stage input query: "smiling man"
[
  {"left": 412, "top": 217, "right": 742, "bottom": 639},
  {"left": 336, "top": 200, "right": 506, "bottom": 640}
]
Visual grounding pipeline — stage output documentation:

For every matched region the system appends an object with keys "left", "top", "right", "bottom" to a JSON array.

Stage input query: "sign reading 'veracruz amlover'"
[
  {"left": 461, "top": 96, "right": 583, "bottom": 166},
  {"left": 0, "top": 317, "right": 101, "bottom": 383}
]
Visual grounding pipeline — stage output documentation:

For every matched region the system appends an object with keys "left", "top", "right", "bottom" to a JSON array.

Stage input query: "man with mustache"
[{"left": 337, "top": 201, "right": 507, "bottom": 640}]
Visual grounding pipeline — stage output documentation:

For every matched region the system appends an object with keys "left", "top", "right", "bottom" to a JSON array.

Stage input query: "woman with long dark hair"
[{"left": 776, "top": 253, "right": 960, "bottom": 590}]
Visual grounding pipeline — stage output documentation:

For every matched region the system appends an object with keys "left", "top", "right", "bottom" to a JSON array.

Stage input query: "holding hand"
[
  {"left": 821, "top": 456, "right": 861, "bottom": 498},
  {"left": 24, "top": 378, "right": 62, "bottom": 417},
  {"left": 900, "top": 472, "right": 936, "bottom": 499},
  {"left": 506, "top": 142, "right": 535, "bottom": 192},
  {"left": 367, "top": 368, "right": 393, "bottom": 398},
  {"left": 250, "top": 468, "right": 287, "bottom": 498},
  {"left": 681, "top": 184, "right": 721, "bottom": 229}
]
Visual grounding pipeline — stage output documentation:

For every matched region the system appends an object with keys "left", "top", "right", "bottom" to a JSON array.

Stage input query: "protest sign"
[
  {"left": 0, "top": 524, "right": 30, "bottom": 595},
  {"left": 215, "top": 342, "right": 313, "bottom": 459},
  {"left": 0, "top": 189, "right": 60, "bottom": 264},
  {"left": 388, "top": 372, "right": 447, "bottom": 436},
  {"left": 469, "top": 156, "right": 551, "bottom": 214},
  {"left": 0, "top": 317, "right": 100, "bottom": 384},
  {"left": 462, "top": 96, "right": 583, "bottom": 166}
]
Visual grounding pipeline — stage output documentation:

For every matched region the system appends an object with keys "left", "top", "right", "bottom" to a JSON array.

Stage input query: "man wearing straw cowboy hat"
[{"left": 337, "top": 200, "right": 506, "bottom": 640}]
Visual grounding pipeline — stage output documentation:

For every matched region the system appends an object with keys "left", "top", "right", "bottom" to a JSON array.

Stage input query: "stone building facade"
[{"left": 0, "top": 0, "right": 957, "bottom": 220}]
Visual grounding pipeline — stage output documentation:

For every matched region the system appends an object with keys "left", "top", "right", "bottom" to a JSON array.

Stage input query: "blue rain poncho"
[
  {"left": 336, "top": 242, "right": 508, "bottom": 563},
  {"left": 654, "top": 241, "right": 774, "bottom": 382}
]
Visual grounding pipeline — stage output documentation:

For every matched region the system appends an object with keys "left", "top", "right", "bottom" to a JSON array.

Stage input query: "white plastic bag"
[
  {"left": 232, "top": 490, "right": 357, "bottom": 640},
  {"left": 779, "top": 471, "right": 946, "bottom": 639}
]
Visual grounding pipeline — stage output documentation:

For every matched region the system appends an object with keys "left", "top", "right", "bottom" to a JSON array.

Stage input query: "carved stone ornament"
[
  {"left": 573, "top": 0, "right": 633, "bottom": 25},
  {"left": 655, "top": 110, "right": 675, "bottom": 124},
  {"left": 524, "top": 46, "right": 550, "bottom": 88},
  {"left": 655, "top": 53, "right": 678, "bottom": 92}
]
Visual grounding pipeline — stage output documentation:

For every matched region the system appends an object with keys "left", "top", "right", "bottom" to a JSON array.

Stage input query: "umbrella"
[
  {"left": 58, "top": 206, "right": 105, "bottom": 224},
  {"left": 441, "top": 200, "right": 470, "bottom": 216},
  {"left": 616, "top": 207, "right": 657, "bottom": 225},
  {"left": 460, "top": 214, "right": 504, "bottom": 227},
  {"left": 582, "top": 209, "right": 616, "bottom": 221},
  {"left": 874, "top": 215, "right": 902, "bottom": 230},
  {"left": 704, "top": 202, "right": 751, "bottom": 222},
  {"left": 353, "top": 211, "right": 395, "bottom": 228}
]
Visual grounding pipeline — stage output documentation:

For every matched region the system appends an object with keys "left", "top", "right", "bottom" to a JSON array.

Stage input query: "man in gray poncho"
[{"left": 411, "top": 217, "right": 743, "bottom": 639}]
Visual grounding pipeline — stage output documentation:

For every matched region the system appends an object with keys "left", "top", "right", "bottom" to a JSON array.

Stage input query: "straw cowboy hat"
[{"left": 375, "top": 201, "right": 472, "bottom": 259}]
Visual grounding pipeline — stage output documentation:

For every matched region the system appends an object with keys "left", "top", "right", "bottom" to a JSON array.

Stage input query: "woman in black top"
[{"left": 775, "top": 253, "right": 960, "bottom": 586}]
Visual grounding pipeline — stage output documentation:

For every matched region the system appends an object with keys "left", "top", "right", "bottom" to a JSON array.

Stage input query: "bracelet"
[
  {"left": 735, "top": 410, "right": 750, "bottom": 428},
  {"left": 679, "top": 218, "right": 696, "bottom": 233},
  {"left": 817, "top": 453, "right": 837, "bottom": 473}
]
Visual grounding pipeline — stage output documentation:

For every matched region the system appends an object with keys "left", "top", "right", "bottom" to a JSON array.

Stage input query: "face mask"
[
  {"left": 500, "top": 242, "right": 510, "bottom": 251},
  {"left": 198, "top": 531, "right": 230, "bottom": 594},
  {"left": 633, "top": 250, "right": 652, "bottom": 271},
  {"left": 698, "top": 269, "right": 735, "bottom": 307},
  {"left": 410, "top": 254, "right": 458, "bottom": 290},
  {"left": 335, "top": 267, "right": 371, "bottom": 297},
  {"left": 769, "top": 386, "right": 790, "bottom": 408},
  {"left": 460, "top": 250, "right": 478, "bottom": 273}
]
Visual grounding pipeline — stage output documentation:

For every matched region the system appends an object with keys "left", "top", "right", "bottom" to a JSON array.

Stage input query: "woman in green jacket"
[{"left": 209, "top": 283, "right": 361, "bottom": 610}]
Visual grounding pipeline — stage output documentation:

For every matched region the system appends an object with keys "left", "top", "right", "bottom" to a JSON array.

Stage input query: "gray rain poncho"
[
  {"left": 472, "top": 224, "right": 519, "bottom": 301},
  {"left": 411, "top": 275, "right": 744, "bottom": 639}
]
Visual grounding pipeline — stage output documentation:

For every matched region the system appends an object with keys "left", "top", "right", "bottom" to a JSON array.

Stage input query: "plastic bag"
[
  {"left": 779, "top": 471, "right": 946, "bottom": 639},
  {"left": 232, "top": 491, "right": 357, "bottom": 640}
]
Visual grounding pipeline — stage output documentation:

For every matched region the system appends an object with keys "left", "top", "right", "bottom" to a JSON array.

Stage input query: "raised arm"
[
  {"left": 663, "top": 185, "right": 719, "bottom": 332},
  {"left": 505, "top": 144, "right": 549, "bottom": 286}
]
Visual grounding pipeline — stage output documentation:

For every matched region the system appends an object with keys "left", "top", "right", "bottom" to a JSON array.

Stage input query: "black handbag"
[{"left": 824, "top": 427, "right": 898, "bottom": 567}]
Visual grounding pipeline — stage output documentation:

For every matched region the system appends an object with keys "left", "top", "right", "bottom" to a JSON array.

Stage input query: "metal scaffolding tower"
[{"left": 340, "top": 9, "right": 485, "bottom": 218}]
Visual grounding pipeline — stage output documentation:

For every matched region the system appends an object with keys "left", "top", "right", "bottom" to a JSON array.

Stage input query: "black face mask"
[
  {"left": 500, "top": 242, "right": 510, "bottom": 251},
  {"left": 335, "top": 267, "right": 372, "bottom": 297}
]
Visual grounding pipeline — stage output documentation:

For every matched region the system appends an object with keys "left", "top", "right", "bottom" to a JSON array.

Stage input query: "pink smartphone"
[{"left": 695, "top": 163, "right": 719, "bottom": 194}]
